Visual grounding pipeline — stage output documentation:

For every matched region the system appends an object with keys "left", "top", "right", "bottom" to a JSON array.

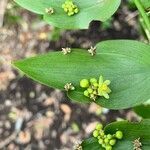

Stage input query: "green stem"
[
  {"left": 133, "top": 0, "right": 150, "bottom": 31},
  {"left": 140, "top": 17, "right": 150, "bottom": 42}
]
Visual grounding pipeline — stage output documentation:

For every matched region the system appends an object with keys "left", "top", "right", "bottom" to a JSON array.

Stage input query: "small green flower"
[
  {"left": 93, "top": 130, "right": 99, "bottom": 138},
  {"left": 96, "top": 123, "right": 103, "bottom": 130},
  {"left": 99, "top": 130, "right": 105, "bottom": 137},
  {"left": 98, "top": 139, "right": 104, "bottom": 144},
  {"left": 87, "top": 87, "right": 93, "bottom": 94},
  {"left": 104, "top": 138, "right": 109, "bottom": 144},
  {"left": 88, "top": 46, "right": 96, "bottom": 56},
  {"left": 80, "top": 75, "right": 111, "bottom": 101},
  {"left": 62, "top": 0, "right": 79, "bottom": 16},
  {"left": 62, "top": 47, "right": 71, "bottom": 55},
  {"left": 45, "top": 7, "right": 54, "bottom": 14},
  {"left": 93, "top": 82, "right": 99, "bottom": 88},
  {"left": 98, "top": 76, "right": 111, "bottom": 99},
  {"left": 80, "top": 79, "right": 89, "bottom": 88},
  {"left": 105, "top": 145, "right": 112, "bottom": 150},
  {"left": 92, "top": 122, "right": 123, "bottom": 150},
  {"left": 133, "top": 138, "right": 142, "bottom": 150},
  {"left": 90, "top": 94, "right": 97, "bottom": 101},
  {"left": 74, "top": 8, "right": 79, "bottom": 13},
  {"left": 101, "top": 144, "right": 106, "bottom": 148},
  {"left": 109, "top": 139, "right": 116, "bottom": 146},
  {"left": 93, "top": 90, "right": 97, "bottom": 95},
  {"left": 115, "top": 131, "right": 123, "bottom": 139},
  {"left": 107, "top": 134, "right": 113, "bottom": 140},
  {"left": 83, "top": 90, "right": 89, "bottom": 97},
  {"left": 64, "top": 83, "right": 75, "bottom": 91},
  {"left": 90, "top": 78, "right": 97, "bottom": 84}
]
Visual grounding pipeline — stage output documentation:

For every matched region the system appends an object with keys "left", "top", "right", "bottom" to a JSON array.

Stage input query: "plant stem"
[
  {"left": 133, "top": 0, "right": 150, "bottom": 31},
  {"left": 140, "top": 17, "right": 150, "bottom": 42}
]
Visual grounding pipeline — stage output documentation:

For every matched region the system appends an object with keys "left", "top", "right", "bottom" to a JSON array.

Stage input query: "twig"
[
  {"left": 0, "top": 118, "right": 23, "bottom": 148},
  {"left": 0, "top": 0, "right": 8, "bottom": 27},
  {"left": 125, "top": 11, "right": 139, "bottom": 22},
  {"left": 0, "top": 132, "right": 17, "bottom": 149}
]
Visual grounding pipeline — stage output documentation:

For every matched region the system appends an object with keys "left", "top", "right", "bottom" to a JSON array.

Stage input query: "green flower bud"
[
  {"left": 98, "top": 136, "right": 101, "bottom": 139},
  {"left": 109, "top": 139, "right": 116, "bottom": 146},
  {"left": 90, "top": 78, "right": 97, "bottom": 84},
  {"left": 101, "top": 144, "right": 106, "bottom": 148},
  {"left": 115, "top": 131, "right": 123, "bottom": 139},
  {"left": 104, "top": 138, "right": 109, "bottom": 144},
  {"left": 98, "top": 139, "right": 103, "bottom": 144},
  {"left": 64, "top": 8, "right": 68, "bottom": 12},
  {"left": 74, "top": 8, "right": 79, "bottom": 13},
  {"left": 107, "top": 134, "right": 113, "bottom": 140},
  {"left": 93, "top": 130, "right": 99, "bottom": 138},
  {"left": 106, "top": 145, "right": 112, "bottom": 150},
  {"left": 68, "top": 11, "right": 74, "bottom": 16},
  {"left": 80, "top": 79, "right": 89, "bottom": 88},
  {"left": 96, "top": 123, "right": 103, "bottom": 130},
  {"left": 90, "top": 94, "right": 96, "bottom": 100},
  {"left": 93, "top": 90, "right": 97, "bottom": 95},
  {"left": 72, "top": 5, "right": 76, "bottom": 9},
  {"left": 62, "top": 4, "right": 65, "bottom": 8},
  {"left": 68, "top": 7, "right": 73, "bottom": 12},
  {"left": 87, "top": 87, "right": 93, "bottom": 94},
  {"left": 112, "top": 134, "right": 116, "bottom": 138},
  {"left": 99, "top": 130, "right": 105, "bottom": 136},
  {"left": 62, "top": 0, "right": 79, "bottom": 16},
  {"left": 93, "top": 82, "right": 98, "bottom": 87},
  {"left": 84, "top": 90, "right": 89, "bottom": 97},
  {"left": 67, "top": 1, "right": 72, "bottom": 5}
]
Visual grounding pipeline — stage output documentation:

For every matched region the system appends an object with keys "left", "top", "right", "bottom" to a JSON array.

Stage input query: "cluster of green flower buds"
[
  {"left": 80, "top": 78, "right": 98, "bottom": 101},
  {"left": 80, "top": 76, "right": 111, "bottom": 101},
  {"left": 62, "top": 0, "right": 79, "bottom": 16},
  {"left": 93, "top": 123, "right": 123, "bottom": 150}
]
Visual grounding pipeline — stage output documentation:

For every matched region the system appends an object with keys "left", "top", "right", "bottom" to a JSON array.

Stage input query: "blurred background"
[{"left": 0, "top": 0, "right": 145, "bottom": 149}]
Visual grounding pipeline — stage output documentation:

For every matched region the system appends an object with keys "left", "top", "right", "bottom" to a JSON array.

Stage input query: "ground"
[{"left": 0, "top": 1, "right": 142, "bottom": 150}]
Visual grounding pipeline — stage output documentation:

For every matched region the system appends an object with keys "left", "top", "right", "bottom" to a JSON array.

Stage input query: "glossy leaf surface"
[
  {"left": 134, "top": 105, "right": 150, "bottom": 119},
  {"left": 82, "top": 120, "right": 150, "bottom": 150},
  {"left": 15, "top": 0, "right": 121, "bottom": 29},
  {"left": 13, "top": 40, "right": 150, "bottom": 109}
]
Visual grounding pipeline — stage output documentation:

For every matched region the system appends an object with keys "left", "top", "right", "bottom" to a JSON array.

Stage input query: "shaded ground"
[{"left": 0, "top": 1, "right": 141, "bottom": 150}]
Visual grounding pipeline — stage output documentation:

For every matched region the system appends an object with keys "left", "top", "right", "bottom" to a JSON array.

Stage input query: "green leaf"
[
  {"left": 82, "top": 137, "right": 101, "bottom": 150},
  {"left": 14, "top": 0, "right": 50, "bottom": 14},
  {"left": 141, "top": 0, "right": 150, "bottom": 10},
  {"left": 13, "top": 40, "right": 150, "bottom": 109},
  {"left": 82, "top": 119, "right": 150, "bottom": 150},
  {"left": 129, "top": 0, "right": 150, "bottom": 10},
  {"left": 133, "top": 104, "right": 150, "bottom": 119},
  {"left": 15, "top": 0, "right": 121, "bottom": 29}
]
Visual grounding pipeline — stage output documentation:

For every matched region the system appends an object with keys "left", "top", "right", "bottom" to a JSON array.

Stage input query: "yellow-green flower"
[
  {"left": 62, "top": 0, "right": 79, "bottom": 16},
  {"left": 98, "top": 76, "right": 111, "bottom": 99}
]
